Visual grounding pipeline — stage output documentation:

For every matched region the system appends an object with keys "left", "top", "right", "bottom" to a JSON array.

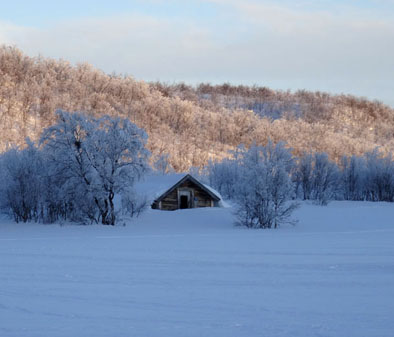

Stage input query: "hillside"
[{"left": 1, "top": 46, "right": 393, "bottom": 170}]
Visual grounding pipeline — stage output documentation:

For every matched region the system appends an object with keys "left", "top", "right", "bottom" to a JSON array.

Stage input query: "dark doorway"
[{"left": 180, "top": 195, "right": 189, "bottom": 209}]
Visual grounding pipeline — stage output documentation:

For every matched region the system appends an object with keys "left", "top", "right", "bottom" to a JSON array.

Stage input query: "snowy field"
[{"left": 1, "top": 201, "right": 394, "bottom": 337}]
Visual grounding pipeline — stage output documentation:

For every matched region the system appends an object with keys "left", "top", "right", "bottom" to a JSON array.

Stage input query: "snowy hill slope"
[
  {"left": 2, "top": 46, "right": 394, "bottom": 170},
  {"left": 1, "top": 202, "right": 394, "bottom": 337}
]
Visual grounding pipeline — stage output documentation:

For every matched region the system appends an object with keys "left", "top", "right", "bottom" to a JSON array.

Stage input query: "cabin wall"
[
  {"left": 159, "top": 189, "right": 178, "bottom": 210},
  {"left": 194, "top": 187, "right": 214, "bottom": 207}
]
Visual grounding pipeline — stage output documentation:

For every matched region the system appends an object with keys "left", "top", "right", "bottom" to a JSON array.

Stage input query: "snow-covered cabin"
[{"left": 135, "top": 174, "right": 221, "bottom": 210}]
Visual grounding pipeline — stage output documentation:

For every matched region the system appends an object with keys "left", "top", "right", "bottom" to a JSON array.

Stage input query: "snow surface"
[{"left": 1, "top": 201, "right": 394, "bottom": 337}]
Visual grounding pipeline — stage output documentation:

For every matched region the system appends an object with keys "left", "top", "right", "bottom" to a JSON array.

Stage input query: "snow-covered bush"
[
  {"left": 121, "top": 189, "right": 149, "bottom": 218},
  {"left": 0, "top": 141, "right": 44, "bottom": 222},
  {"left": 232, "top": 142, "right": 298, "bottom": 228}
]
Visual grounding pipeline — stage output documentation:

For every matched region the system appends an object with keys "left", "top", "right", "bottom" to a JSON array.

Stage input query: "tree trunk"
[{"left": 101, "top": 193, "right": 115, "bottom": 226}]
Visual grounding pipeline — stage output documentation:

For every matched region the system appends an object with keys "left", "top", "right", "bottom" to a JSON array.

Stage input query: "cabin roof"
[
  {"left": 133, "top": 173, "right": 221, "bottom": 204},
  {"left": 154, "top": 174, "right": 221, "bottom": 203}
]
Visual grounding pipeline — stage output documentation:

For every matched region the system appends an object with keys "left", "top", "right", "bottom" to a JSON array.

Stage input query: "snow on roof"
[
  {"left": 202, "top": 183, "right": 231, "bottom": 208},
  {"left": 134, "top": 173, "right": 189, "bottom": 203},
  {"left": 202, "top": 183, "right": 222, "bottom": 201}
]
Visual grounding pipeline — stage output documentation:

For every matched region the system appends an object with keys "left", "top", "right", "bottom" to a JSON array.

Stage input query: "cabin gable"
[{"left": 152, "top": 175, "right": 220, "bottom": 211}]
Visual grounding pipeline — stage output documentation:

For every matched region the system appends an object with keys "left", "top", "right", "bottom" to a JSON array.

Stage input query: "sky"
[{"left": 1, "top": 0, "right": 393, "bottom": 106}]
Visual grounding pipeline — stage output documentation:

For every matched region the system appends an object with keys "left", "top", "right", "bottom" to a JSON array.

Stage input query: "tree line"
[
  {"left": 1, "top": 111, "right": 393, "bottom": 227},
  {"left": 206, "top": 143, "right": 394, "bottom": 228}
]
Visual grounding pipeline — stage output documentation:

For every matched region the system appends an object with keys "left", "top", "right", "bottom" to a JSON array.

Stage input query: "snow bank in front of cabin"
[{"left": 1, "top": 201, "right": 394, "bottom": 337}]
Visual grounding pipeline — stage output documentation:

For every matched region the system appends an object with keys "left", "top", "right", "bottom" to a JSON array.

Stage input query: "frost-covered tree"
[
  {"left": 294, "top": 152, "right": 339, "bottom": 205},
  {"left": 0, "top": 141, "right": 44, "bottom": 222},
  {"left": 234, "top": 142, "right": 298, "bottom": 229},
  {"left": 363, "top": 150, "right": 394, "bottom": 202},
  {"left": 310, "top": 153, "right": 339, "bottom": 205},
  {"left": 340, "top": 155, "right": 365, "bottom": 201},
  {"left": 40, "top": 111, "right": 150, "bottom": 225},
  {"left": 294, "top": 152, "right": 313, "bottom": 200},
  {"left": 153, "top": 153, "right": 172, "bottom": 174},
  {"left": 207, "top": 157, "right": 240, "bottom": 200}
]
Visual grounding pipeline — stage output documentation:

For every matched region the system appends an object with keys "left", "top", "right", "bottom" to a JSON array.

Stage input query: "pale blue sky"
[
  {"left": 0, "top": 1, "right": 221, "bottom": 26},
  {"left": 1, "top": 0, "right": 393, "bottom": 105}
]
